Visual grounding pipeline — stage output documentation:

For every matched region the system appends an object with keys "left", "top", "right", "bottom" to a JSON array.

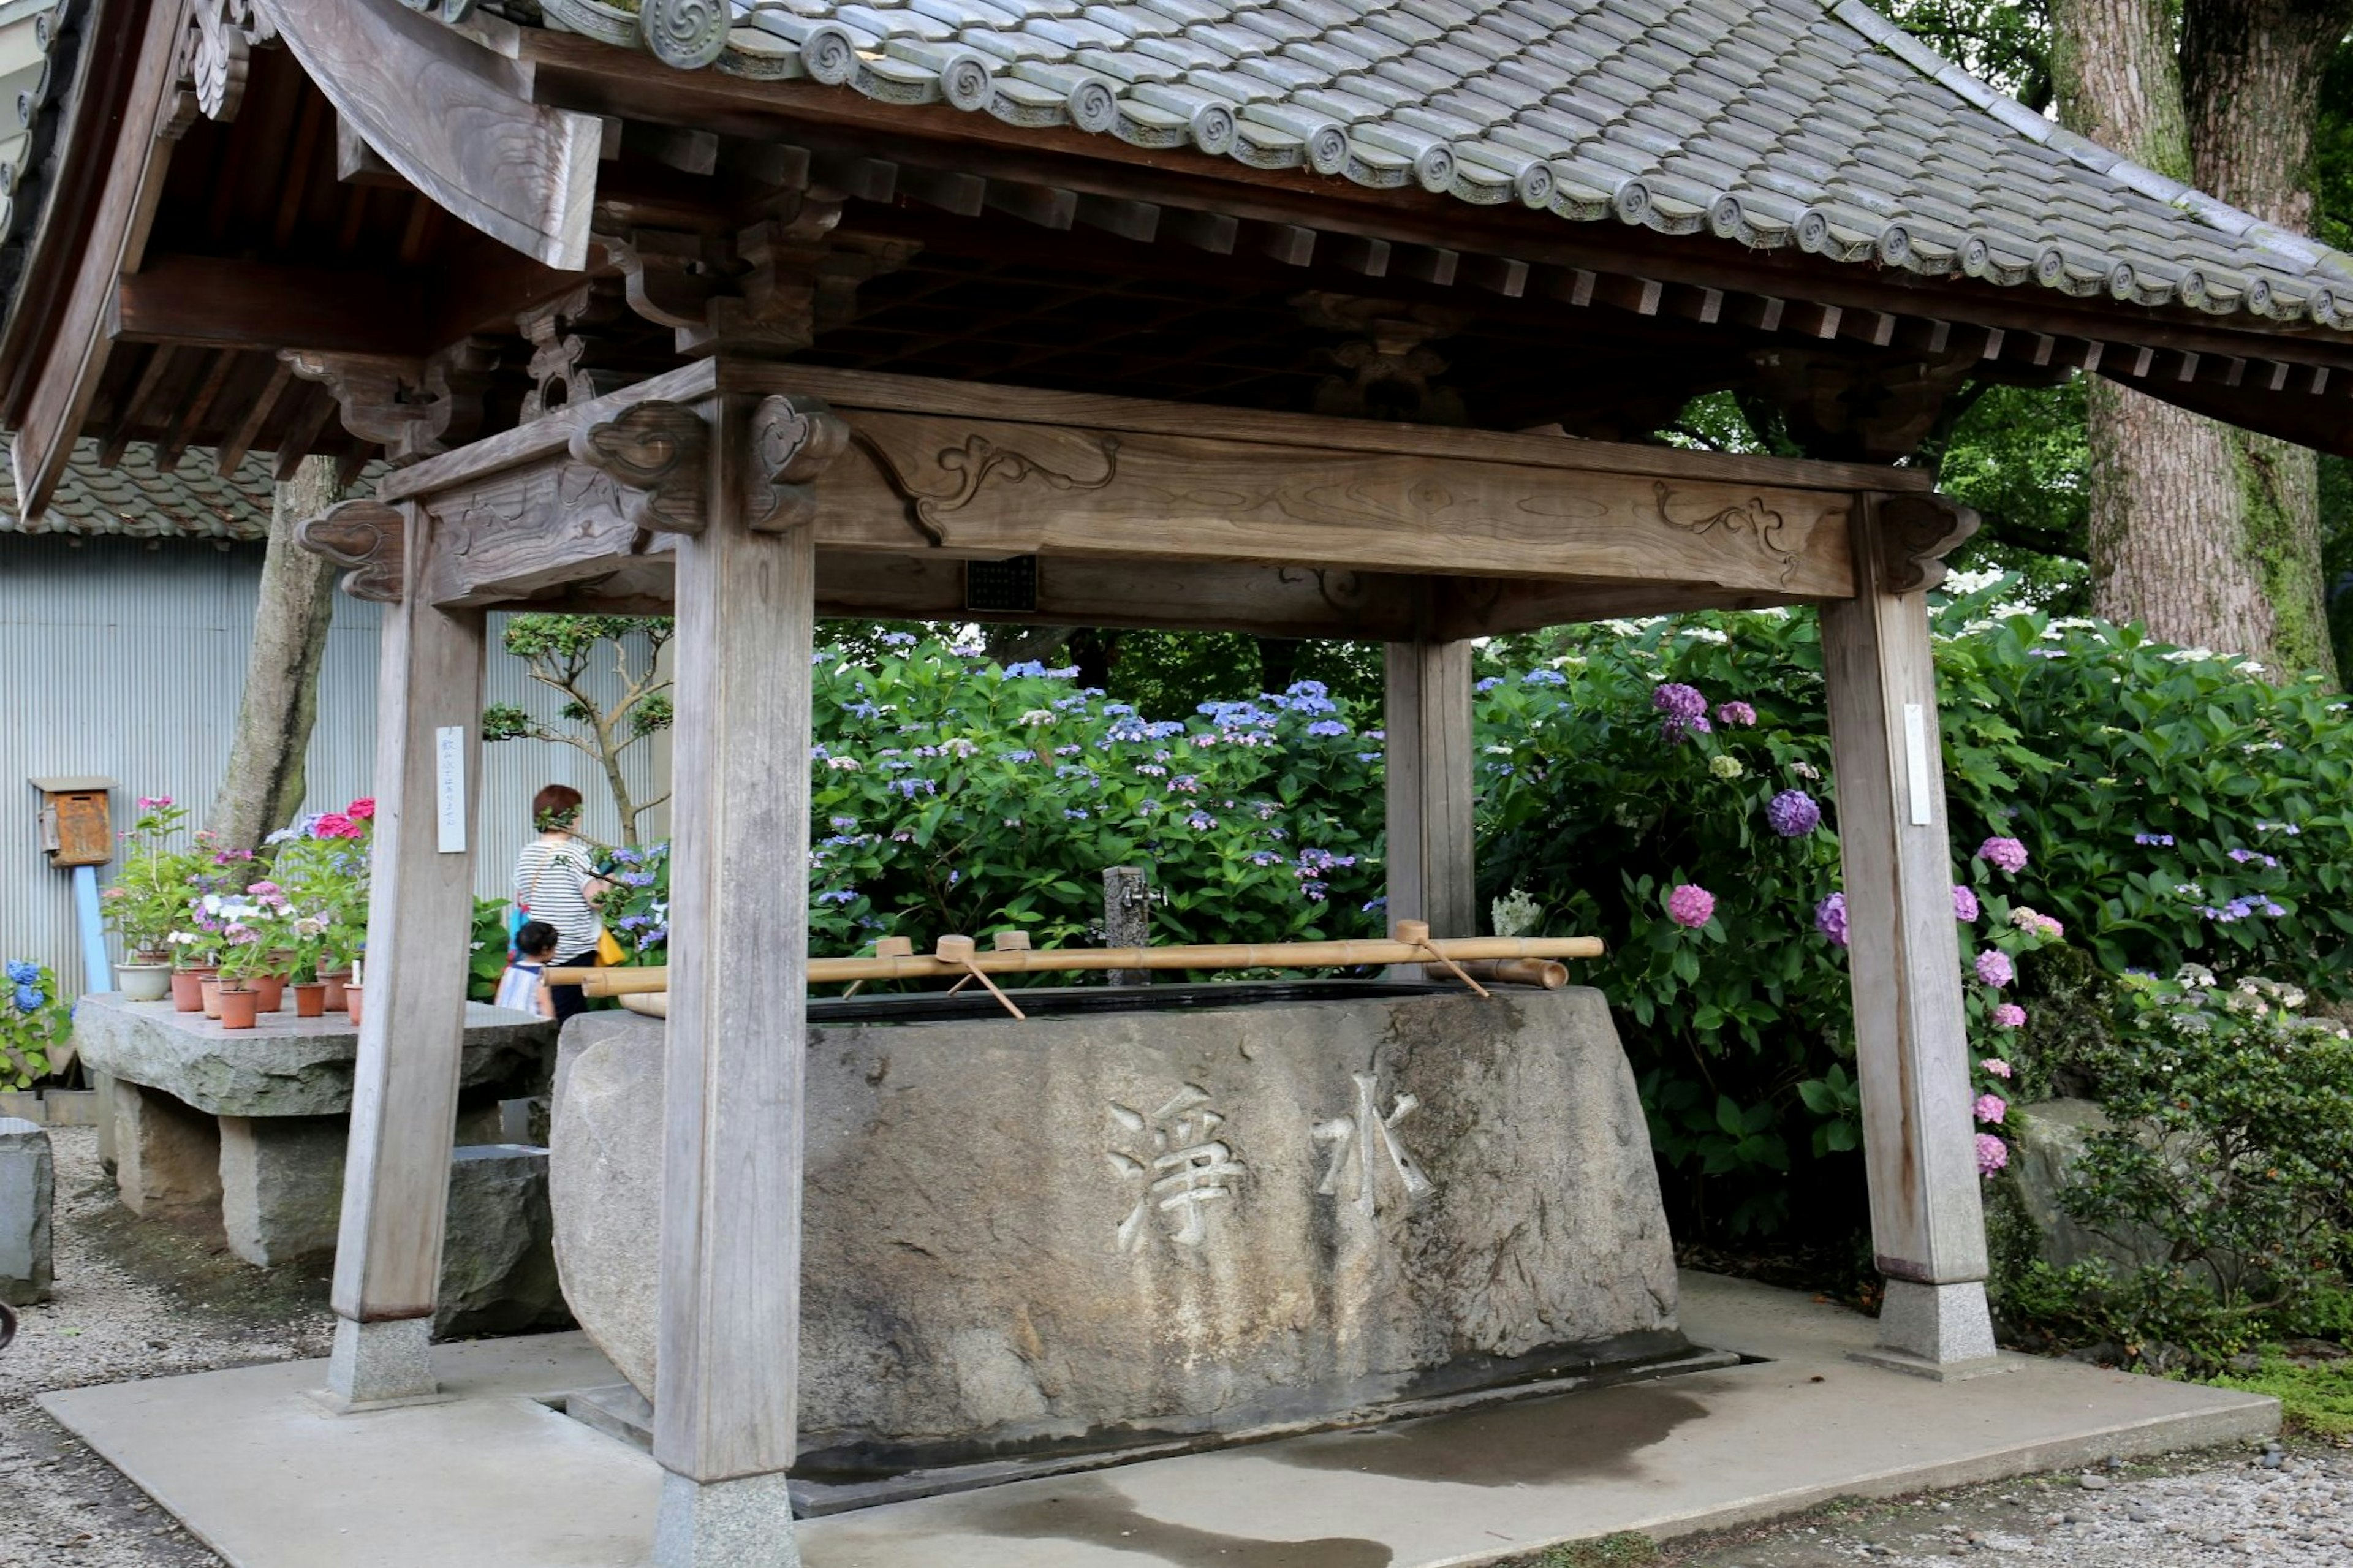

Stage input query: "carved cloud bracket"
[
  {"left": 283, "top": 337, "right": 511, "bottom": 465},
  {"left": 568, "top": 401, "right": 711, "bottom": 536},
  {"left": 1870, "top": 493, "right": 1981, "bottom": 594},
  {"left": 1651, "top": 481, "right": 1800, "bottom": 587},
  {"left": 162, "top": 0, "right": 277, "bottom": 138},
  {"left": 744, "top": 395, "right": 849, "bottom": 533},
  {"left": 296, "top": 499, "right": 405, "bottom": 603}
]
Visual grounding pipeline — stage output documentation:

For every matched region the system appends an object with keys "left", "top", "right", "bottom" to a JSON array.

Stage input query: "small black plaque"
[{"left": 964, "top": 555, "right": 1039, "bottom": 614}]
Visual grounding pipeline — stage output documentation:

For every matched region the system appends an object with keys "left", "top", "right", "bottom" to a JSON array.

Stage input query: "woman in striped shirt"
[{"left": 511, "top": 784, "right": 613, "bottom": 1025}]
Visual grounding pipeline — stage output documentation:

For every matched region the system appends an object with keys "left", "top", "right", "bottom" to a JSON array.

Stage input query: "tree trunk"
[
  {"left": 210, "top": 458, "right": 344, "bottom": 851},
  {"left": 2051, "top": 0, "right": 2344, "bottom": 679},
  {"left": 2181, "top": 0, "right": 2348, "bottom": 680}
]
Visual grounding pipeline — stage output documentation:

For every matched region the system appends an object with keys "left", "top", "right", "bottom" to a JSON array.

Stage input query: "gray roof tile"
[
  {"left": 0, "top": 441, "right": 276, "bottom": 539},
  {"left": 520, "top": 0, "right": 2353, "bottom": 330}
]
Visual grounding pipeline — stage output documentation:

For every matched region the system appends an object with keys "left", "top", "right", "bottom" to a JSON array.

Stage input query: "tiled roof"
[
  {"left": 0, "top": 440, "right": 276, "bottom": 539},
  {"left": 512, "top": 0, "right": 2353, "bottom": 331}
]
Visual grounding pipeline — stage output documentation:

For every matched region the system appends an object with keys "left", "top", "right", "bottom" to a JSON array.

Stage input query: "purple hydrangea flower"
[
  {"left": 1952, "top": 885, "right": 1980, "bottom": 922},
  {"left": 1991, "top": 1003, "right": 2026, "bottom": 1029},
  {"left": 1974, "top": 949, "right": 2015, "bottom": 988},
  {"left": 1665, "top": 884, "right": 1716, "bottom": 928},
  {"left": 1976, "top": 1133, "right": 2009, "bottom": 1176},
  {"left": 1765, "top": 789, "right": 1821, "bottom": 838},
  {"left": 1977, "top": 836, "right": 2029, "bottom": 874},
  {"left": 1715, "top": 700, "right": 1757, "bottom": 727},
  {"left": 1814, "top": 892, "right": 1849, "bottom": 947},
  {"left": 1973, "top": 1093, "right": 2007, "bottom": 1125},
  {"left": 1652, "top": 683, "right": 1707, "bottom": 721}
]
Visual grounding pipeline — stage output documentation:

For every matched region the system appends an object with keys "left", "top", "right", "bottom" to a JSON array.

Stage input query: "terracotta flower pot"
[
  {"left": 343, "top": 983, "right": 364, "bottom": 1029},
  {"left": 249, "top": 975, "right": 286, "bottom": 1013},
  {"left": 170, "top": 967, "right": 215, "bottom": 1013},
  {"left": 320, "top": 972, "right": 349, "bottom": 1012},
  {"left": 118, "top": 963, "right": 173, "bottom": 1003},
  {"left": 216, "top": 985, "right": 262, "bottom": 1030},
  {"left": 199, "top": 975, "right": 224, "bottom": 1020},
  {"left": 291, "top": 983, "right": 327, "bottom": 1018}
]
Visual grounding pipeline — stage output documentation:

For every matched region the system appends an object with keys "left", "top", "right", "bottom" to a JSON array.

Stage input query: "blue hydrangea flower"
[
  {"left": 1306, "top": 719, "right": 1349, "bottom": 738},
  {"left": 13, "top": 983, "right": 44, "bottom": 1013},
  {"left": 4, "top": 961, "right": 37, "bottom": 985}
]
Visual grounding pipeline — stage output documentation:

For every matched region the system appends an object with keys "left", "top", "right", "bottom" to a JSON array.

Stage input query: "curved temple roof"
[{"left": 502, "top": 0, "right": 2353, "bottom": 335}]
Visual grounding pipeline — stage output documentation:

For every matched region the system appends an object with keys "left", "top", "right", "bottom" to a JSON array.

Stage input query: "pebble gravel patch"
[{"left": 0, "top": 1124, "right": 333, "bottom": 1568}]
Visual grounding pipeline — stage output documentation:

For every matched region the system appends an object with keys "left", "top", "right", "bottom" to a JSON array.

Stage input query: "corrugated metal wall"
[{"left": 0, "top": 534, "right": 665, "bottom": 981}]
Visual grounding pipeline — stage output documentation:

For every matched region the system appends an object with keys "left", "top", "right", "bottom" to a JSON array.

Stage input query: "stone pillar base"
[
  {"left": 654, "top": 1472, "right": 799, "bottom": 1568},
  {"left": 1, "top": 1117, "right": 54, "bottom": 1306},
  {"left": 324, "top": 1317, "right": 438, "bottom": 1409},
  {"left": 1845, "top": 1279, "right": 2026, "bottom": 1381}
]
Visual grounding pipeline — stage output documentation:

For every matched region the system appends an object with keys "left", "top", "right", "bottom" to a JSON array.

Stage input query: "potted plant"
[
  {"left": 211, "top": 901, "right": 286, "bottom": 1031},
  {"left": 343, "top": 952, "right": 365, "bottom": 1028},
  {"left": 268, "top": 801, "right": 373, "bottom": 1011},
  {"left": 1, "top": 961, "right": 69, "bottom": 1091},
  {"left": 103, "top": 797, "right": 199, "bottom": 1002},
  {"left": 286, "top": 911, "right": 331, "bottom": 1018}
]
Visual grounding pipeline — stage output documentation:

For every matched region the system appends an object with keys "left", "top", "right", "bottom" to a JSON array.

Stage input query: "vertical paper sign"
[
  {"left": 1902, "top": 703, "right": 1934, "bottom": 827},
  {"left": 435, "top": 726, "right": 466, "bottom": 854}
]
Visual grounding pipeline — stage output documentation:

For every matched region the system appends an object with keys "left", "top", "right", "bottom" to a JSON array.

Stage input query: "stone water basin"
[{"left": 550, "top": 982, "right": 1694, "bottom": 1490}]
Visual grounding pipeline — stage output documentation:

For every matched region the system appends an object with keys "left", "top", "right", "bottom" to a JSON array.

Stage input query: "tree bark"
[
  {"left": 210, "top": 457, "right": 345, "bottom": 851},
  {"left": 2049, "top": 0, "right": 2344, "bottom": 679}
]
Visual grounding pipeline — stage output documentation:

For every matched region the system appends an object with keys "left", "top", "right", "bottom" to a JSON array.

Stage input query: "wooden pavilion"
[{"left": 7, "top": 0, "right": 2353, "bottom": 1559}]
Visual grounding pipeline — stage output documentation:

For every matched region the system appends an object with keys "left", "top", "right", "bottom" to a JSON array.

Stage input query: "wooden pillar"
[
  {"left": 651, "top": 394, "right": 825, "bottom": 1564},
  {"left": 1384, "top": 619, "right": 1476, "bottom": 944},
  {"left": 1820, "top": 493, "right": 1995, "bottom": 1370},
  {"left": 324, "top": 502, "right": 485, "bottom": 1406}
]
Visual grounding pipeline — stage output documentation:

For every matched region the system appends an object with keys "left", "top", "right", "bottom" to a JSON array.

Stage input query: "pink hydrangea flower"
[
  {"left": 346, "top": 798, "right": 377, "bottom": 820},
  {"left": 313, "top": 812, "right": 354, "bottom": 839},
  {"left": 1976, "top": 1133, "right": 2009, "bottom": 1175},
  {"left": 1714, "top": 700, "right": 1757, "bottom": 727},
  {"left": 136, "top": 795, "right": 173, "bottom": 809},
  {"left": 1665, "top": 884, "right": 1716, "bottom": 929},
  {"left": 1814, "top": 891, "right": 1849, "bottom": 947},
  {"left": 1973, "top": 1093, "right": 2007, "bottom": 1124},
  {"left": 1991, "top": 1004, "right": 2026, "bottom": 1029},
  {"left": 1952, "top": 886, "right": 1980, "bottom": 922},
  {"left": 1977, "top": 836, "right": 2029, "bottom": 874},
  {"left": 1974, "top": 949, "right": 2015, "bottom": 988},
  {"left": 1980, "top": 1056, "right": 2014, "bottom": 1078}
]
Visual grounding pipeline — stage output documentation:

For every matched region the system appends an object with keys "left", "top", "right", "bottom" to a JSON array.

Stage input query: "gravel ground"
[
  {"left": 3, "top": 1124, "right": 2341, "bottom": 1568},
  {"left": 1555, "top": 1443, "right": 2353, "bottom": 1567},
  {"left": 0, "top": 1124, "right": 333, "bottom": 1567}
]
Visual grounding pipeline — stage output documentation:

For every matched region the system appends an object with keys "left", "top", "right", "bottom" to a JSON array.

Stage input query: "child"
[{"left": 497, "top": 920, "right": 559, "bottom": 1020}]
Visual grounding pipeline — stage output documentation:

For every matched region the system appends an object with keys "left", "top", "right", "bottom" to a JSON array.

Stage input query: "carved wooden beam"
[
  {"left": 567, "top": 400, "right": 711, "bottom": 534},
  {"left": 1866, "top": 493, "right": 1980, "bottom": 594},
  {"left": 297, "top": 499, "right": 406, "bottom": 603},
  {"left": 283, "top": 336, "right": 514, "bottom": 464}
]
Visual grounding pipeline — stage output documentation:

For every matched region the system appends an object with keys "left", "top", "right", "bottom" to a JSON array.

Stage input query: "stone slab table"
[{"left": 75, "top": 994, "right": 556, "bottom": 1269}]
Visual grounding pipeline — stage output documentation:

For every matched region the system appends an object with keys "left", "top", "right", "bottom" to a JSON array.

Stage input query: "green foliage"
[
  {"left": 2063, "top": 972, "right": 2353, "bottom": 1324},
  {"left": 468, "top": 898, "right": 511, "bottom": 1004},
  {"left": 100, "top": 797, "right": 202, "bottom": 960},
  {"left": 2211, "top": 1355, "right": 2353, "bottom": 1436},
  {"left": 1934, "top": 380, "right": 2091, "bottom": 605},
  {"left": 1886, "top": 0, "right": 2052, "bottom": 108},
  {"left": 0, "top": 961, "right": 70, "bottom": 1091},
  {"left": 485, "top": 613, "right": 672, "bottom": 846},
  {"left": 600, "top": 639, "right": 1384, "bottom": 964},
  {"left": 1519, "top": 1536, "right": 1657, "bottom": 1568}
]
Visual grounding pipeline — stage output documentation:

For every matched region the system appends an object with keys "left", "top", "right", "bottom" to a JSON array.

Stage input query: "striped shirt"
[{"left": 512, "top": 838, "right": 601, "bottom": 956}]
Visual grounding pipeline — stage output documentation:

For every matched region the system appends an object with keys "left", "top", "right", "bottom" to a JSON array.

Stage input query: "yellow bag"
[{"left": 595, "top": 927, "right": 627, "bottom": 967}]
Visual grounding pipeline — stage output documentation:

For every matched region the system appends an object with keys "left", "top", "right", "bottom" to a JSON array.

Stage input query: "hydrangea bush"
[
  {"left": 600, "top": 640, "right": 1385, "bottom": 961},
  {"left": 1, "top": 961, "right": 69, "bottom": 1090}
]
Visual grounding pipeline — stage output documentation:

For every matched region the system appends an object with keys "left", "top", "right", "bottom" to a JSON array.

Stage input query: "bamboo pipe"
[{"left": 550, "top": 933, "right": 1603, "bottom": 998}]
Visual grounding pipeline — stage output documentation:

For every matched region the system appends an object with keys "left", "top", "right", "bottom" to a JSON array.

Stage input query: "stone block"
[
  {"left": 113, "top": 1083, "right": 221, "bottom": 1218},
  {"left": 219, "top": 1115, "right": 347, "bottom": 1267},
  {"left": 72, "top": 995, "right": 556, "bottom": 1118},
  {"left": 2008, "top": 1098, "right": 2184, "bottom": 1275},
  {"left": 551, "top": 987, "right": 1684, "bottom": 1475},
  {"left": 0, "top": 1117, "right": 54, "bottom": 1306},
  {"left": 1872, "top": 1278, "right": 1996, "bottom": 1365},
  {"left": 437, "top": 1144, "right": 570, "bottom": 1339},
  {"left": 93, "top": 1072, "right": 117, "bottom": 1173}
]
